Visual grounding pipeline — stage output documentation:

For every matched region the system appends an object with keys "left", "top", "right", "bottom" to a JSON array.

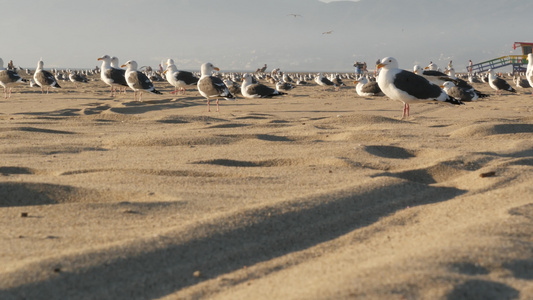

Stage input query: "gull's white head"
[
  {"left": 200, "top": 62, "right": 219, "bottom": 76},
  {"left": 377, "top": 57, "right": 398, "bottom": 70},
  {"left": 97, "top": 55, "right": 111, "bottom": 62},
  {"left": 121, "top": 60, "right": 138, "bottom": 70},
  {"left": 414, "top": 65, "right": 425, "bottom": 74}
]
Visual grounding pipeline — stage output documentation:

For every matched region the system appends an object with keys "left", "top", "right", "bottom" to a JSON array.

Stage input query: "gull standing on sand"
[
  {"left": 33, "top": 59, "right": 61, "bottom": 94},
  {"left": 163, "top": 58, "right": 199, "bottom": 95},
  {"left": 121, "top": 60, "right": 162, "bottom": 101},
  {"left": 377, "top": 57, "right": 464, "bottom": 118},
  {"left": 97, "top": 55, "right": 128, "bottom": 97},
  {"left": 241, "top": 73, "right": 286, "bottom": 98},
  {"left": 197, "top": 62, "right": 234, "bottom": 112},
  {"left": 487, "top": 69, "right": 516, "bottom": 96},
  {"left": 0, "top": 58, "right": 27, "bottom": 98}
]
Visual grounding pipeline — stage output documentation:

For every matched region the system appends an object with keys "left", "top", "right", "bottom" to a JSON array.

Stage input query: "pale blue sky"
[{"left": 2, "top": 0, "right": 530, "bottom": 72}]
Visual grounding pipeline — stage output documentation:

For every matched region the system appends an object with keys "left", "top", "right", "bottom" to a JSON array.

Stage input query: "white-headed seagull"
[
  {"left": 33, "top": 59, "right": 61, "bottom": 94},
  {"left": 377, "top": 57, "right": 464, "bottom": 119},
  {"left": 121, "top": 60, "right": 162, "bottom": 101},
  {"left": 197, "top": 62, "right": 234, "bottom": 112}
]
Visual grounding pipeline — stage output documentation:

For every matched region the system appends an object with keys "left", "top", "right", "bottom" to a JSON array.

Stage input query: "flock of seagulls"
[{"left": 0, "top": 54, "right": 531, "bottom": 117}]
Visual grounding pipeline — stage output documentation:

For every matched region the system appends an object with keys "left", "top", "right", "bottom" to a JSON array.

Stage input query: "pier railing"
[{"left": 467, "top": 55, "right": 527, "bottom": 73}]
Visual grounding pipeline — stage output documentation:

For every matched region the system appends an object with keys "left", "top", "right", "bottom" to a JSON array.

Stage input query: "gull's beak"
[
  {"left": 97, "top": 58, "right": 103, "bottom": 61},
  {"left": 377, "top": 63, "right": 385, "bottom": 69},
  {"left": 353, "top": 80, "right": 359, "bottom": 84},
  {"left": 121, "top": 64, "right": 126, "bottom": 68},
  {"left": 163, "top": 70, "right": 167, "bottom": 74},
  {"left": 214, "top": 67, "right": 220, "bottom": 71},
  {"left": 424, "top": 67, "right": 429, "bottom": 70}
]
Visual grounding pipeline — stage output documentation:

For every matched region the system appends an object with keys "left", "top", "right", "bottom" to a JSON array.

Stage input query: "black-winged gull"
[
  {"left": 197, "top": 62, "right": 234, "bottom": 112},
  {"left": 377, "top": 57, "right": 464, "bottom": 118}
]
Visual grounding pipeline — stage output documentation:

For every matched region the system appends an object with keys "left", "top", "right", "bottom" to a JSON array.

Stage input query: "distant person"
[
  {"left": 354, "top": 61, "right": 361, "bottom": 76},
  {"left": 469, "top": 59, "right": 473, "bottom": 74},
  {"left": 7, "top": 60, "right": 14, "bottom": 70},
  {"left": 363, "top": 62, "right": 367, "bottom": 74}
]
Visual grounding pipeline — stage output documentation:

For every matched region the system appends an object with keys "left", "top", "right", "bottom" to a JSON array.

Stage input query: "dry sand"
[{"left": 0, "top": 73, "right": 532, "bottom": 300}]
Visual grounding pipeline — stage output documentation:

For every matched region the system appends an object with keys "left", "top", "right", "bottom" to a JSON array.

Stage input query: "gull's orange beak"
[
  {"left": 353, "top": 80, "right": 359, "bottom": 84},
  {"left": 163, "top": 70, "right": 167, "bottom": 74},
  {"left": 214, "top": 67, "right": 220, "bottom": 71},
  {"left": 97, "top": 58, "right": 103, "bottom": 61},
  {"left": 377, "top": 63, "right": 385, "bottom": 69},
  {"left": 424, "top": 67, "right": 429, "bottom": 70},
  {"left": 121, "top": 64, "right": 126, "bottom": 68}
]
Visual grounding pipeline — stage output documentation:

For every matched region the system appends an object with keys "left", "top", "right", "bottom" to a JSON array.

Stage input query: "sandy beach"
[{"left": 1, "top": 73, "right": 532, "bottom": 299}]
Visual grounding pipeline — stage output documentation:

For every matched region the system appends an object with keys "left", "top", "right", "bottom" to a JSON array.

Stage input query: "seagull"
[
  {"left": 163, "top": 58, "right": 199, "bottom": 95},
  {"left": 513, "top": 75, "right": 531, "bottom": 89},
  {"left": 354, "top": 76, "right": 383, "bottom": 97},
  {"left": 33, "top": 59, "right": 61, "bottom": 94},
  {"left": 0, "top": 58, "right": 28, "bottom": 98},
  {"left": 415, "top": 65, "right": 488, "bottom": 99},
  {"left": 97, "top": 55, "right": 128, "bottom": 96},
  {"left": 223, "top": 78, "right": 241, "bottom": 95},
  {"left": 322, "top": 30, "right": 333, "bottom": 35},
  {"left": 121, "top": 60, "right": 162, "bottom": 101},
  {"left": 526, "top": 53, "right": 533, "bottom": 90},
  {"left": 241, "top": 73, "right": 286, "bottom": 98},
  {"left": 331, "top": 74, "right": 346, "bottom": 90},
  {"left": 468, "top": 73, "right": 481, "bottom": 83},
  {"left": 487, "top": 69, "right": 516, "bottom": 96},
  {"left": 315, "top": 73, "right": 336, "bottom": 90},
  {"left": 413, "top": 65, "right": 449, "bottom": 85},
  {"left": 441, "top": 81, "right": 479, "bottom": 102},
  {"left": 426, "top": 61, "right": 438, "bottom": 71},
  {"left": 296, "top": 75, "right": 309, "bottom": 85},
  {"left": 276, "top": 81, "right": 295, "bottom": 92},
  {"left": 68, "top": 71, "right": 87, "bottom": 87},
  {"left": 376, "top": 57, "right": 464, "bottom": 119},
  {"left": 287, "top": 14, "right": 302, "bottom": 18},
  {"left": 197, "top": 62, "right": 234, "bottom": 112}
]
